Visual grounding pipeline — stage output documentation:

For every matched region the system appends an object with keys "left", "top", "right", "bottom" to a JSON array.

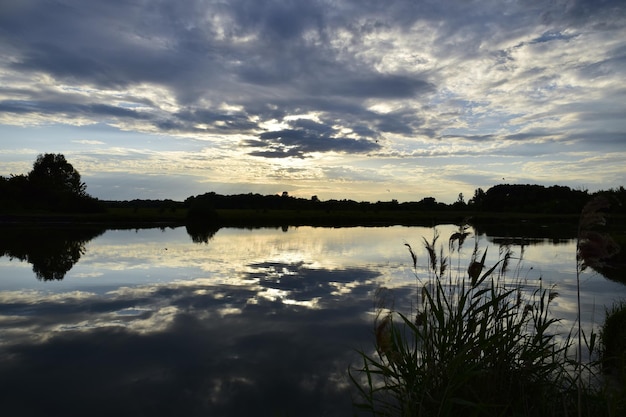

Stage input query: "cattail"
[
  {"left": 439, "top": 246, "right": 448, "bottom": 277},
  {"left": 423, "top": 232, "right": 439, "bottom": 273},
  {"left": 415, "top": 311, "right": 427, "bottom": 326},
  {"left": 375, "top": 314, "right": 402, "bottom": 365},
  {"left": 468, "top": 261, "right": 483, "bottom": 282},
  {"left": 405, "top": 243, "right": 417, "bottom": 269},
  {"left": 548, "top": 289, "right": 559, "bottom": 302},
  {"left": 449, "top": 230, "right": 470, "bottom": 252}
]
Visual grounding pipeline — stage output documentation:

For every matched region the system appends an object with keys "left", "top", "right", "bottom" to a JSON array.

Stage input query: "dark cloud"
[
  {"left": 554, "top": 0, "right": 626, "bottom": 25},
  {"left": 246, "top": 118, "right": 381, "bottom": 158},
  {"left": 322, "top": 75, "right": 434, "bottom": 99},
  {"left": 442, "top": 134, "right": 497, "bottom": 142},
  {"left": 0, "top": 0, "right": 433, "bottom": 149},
  {"left": 529, "top": 30, "right": 577, "bottom": 45},
  {"left": 504, "top": 132, "right": 547, "bottom": 141},
  {"left": 247, "top": 146, "right": 307, "bottom": 159},
  {"left": 568, "top": 132, "right": 626, "bottom": 147},
  {"left": 576, "top": 52, "right": 626, "bottom": 80},
  {"left": 0, "top": 99, "right": 150, "bottom": 120},
  {"left": 173, "top": 108, "right": 259, "bottom": 132}
]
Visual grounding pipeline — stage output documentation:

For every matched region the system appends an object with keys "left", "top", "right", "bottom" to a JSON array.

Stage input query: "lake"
[{"left": 1, "top": 224, "right": 624, "bottom": 416}]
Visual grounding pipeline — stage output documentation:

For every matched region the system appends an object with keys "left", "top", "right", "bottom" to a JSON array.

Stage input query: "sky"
[{"left": 1, "top": 0, "right": 625, "bottom": 204}]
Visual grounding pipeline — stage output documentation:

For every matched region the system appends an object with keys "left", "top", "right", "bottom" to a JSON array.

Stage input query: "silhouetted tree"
[
  {"left": 28, "top": 153, "right": 86, "bottom": 197},
  {"left": 469, "top": 188, "right": 486, "bottom": 209},
  {"left": 186, "top": 194, "right": 220, "bottom": 224},
  {"left": 480, "top": 184, "right": 588, "bottom": 213},
  {"left": 451, "top": 192, "right": 467, "bottom": 210},
  {"left": 9, "top": 153, "right": 104, "bottom": 212}
]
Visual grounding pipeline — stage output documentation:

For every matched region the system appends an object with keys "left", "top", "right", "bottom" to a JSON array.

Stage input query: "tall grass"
[
  {"left": 351, "top": 200, "right": 621, "bottom": 416},
  {"left": 600, "top": 301, "right": 626, "bottom": 414}
]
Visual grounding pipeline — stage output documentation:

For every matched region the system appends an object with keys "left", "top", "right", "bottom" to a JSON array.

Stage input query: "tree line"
[
  {"left": 2, "top": 153, "right": 625, "bottom": 218},
  {"left": 184, "top": 185, "right": 625, "bottom": 216}
]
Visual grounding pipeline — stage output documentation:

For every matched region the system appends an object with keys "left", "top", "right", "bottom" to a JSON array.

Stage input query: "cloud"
[
  {"left": 0, "top": 100, "right": 150, "bottom": 120},
  {"left": 0, "top": 0, "right": 624, "bottom": 201},
  {"left": 245, "top": 117, "right": 381, "bottom": 158},
  {"left": 320, "top": 75, "right": 434, "bottom": 99},
  {"left": 73, "top": 139, "right": 106, "bottom": 145}
]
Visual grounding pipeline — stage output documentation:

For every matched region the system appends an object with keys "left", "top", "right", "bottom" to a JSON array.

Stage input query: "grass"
[
  {"left": 350, "top": 197, "right": 624, "bottom": 416},
  {"left": 600, "top": 301, "right": 626, "bottom": 412}
]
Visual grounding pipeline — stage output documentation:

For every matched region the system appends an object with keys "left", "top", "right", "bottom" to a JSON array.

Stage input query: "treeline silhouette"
[
  {"left": 2, "top": 154, "right": 625, "bottom": 221},
  {"left": 182, "top": 185, "right": 625, "bottom": 216}
]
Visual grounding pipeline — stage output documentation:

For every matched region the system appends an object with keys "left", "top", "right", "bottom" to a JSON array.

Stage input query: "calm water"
[{"left": 1, "top": 224, "right": 624, "bottom": 416}]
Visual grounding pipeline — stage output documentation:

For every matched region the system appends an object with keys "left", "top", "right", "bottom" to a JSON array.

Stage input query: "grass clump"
[
  {"left": 351, "top": 221, "right": 615, "bottom": 416},
  {"left": 599, "top": 302, "right": 626, "bottom": 412}
]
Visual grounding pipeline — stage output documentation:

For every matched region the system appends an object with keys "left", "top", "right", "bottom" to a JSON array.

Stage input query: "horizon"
[{"left": 1, "top": 1, "right": 625, "bottom": 205}]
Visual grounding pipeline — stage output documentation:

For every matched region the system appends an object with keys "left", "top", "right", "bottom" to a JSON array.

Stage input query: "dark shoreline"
[
  {"left": 3, "top": 208, "right": 625, "bottom": 285},
  {"left": 0, "top": 208, "right": 591, "bottom": 227}
]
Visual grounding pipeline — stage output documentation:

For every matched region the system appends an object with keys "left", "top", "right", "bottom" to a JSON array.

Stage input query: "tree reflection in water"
[
  {"left": 0, "top": 226, "right": 105, "bottom": 280},
  {"left": 185, "top": 223, "right": 220, "bottom": 244},
  {"left": 0, "top": 223, "right": 223, "bottom": 280}
]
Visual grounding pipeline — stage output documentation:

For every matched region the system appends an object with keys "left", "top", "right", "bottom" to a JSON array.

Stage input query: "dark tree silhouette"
[
  {"left": 469, "top": 188, "right": 486, "bottom": 209},
  {"left": 478, "top": 184, "right": 589, "bottom": 214},
  {"left": 28, "top": 153, "right": 86, "bottom": 197},
  {"left": 0, "top": 153, "right": 103, "bottom": 212}
]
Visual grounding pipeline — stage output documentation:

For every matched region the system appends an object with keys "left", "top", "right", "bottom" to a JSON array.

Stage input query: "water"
[{"left": 0, "top": 224, "right": 624, "bottom": 416}]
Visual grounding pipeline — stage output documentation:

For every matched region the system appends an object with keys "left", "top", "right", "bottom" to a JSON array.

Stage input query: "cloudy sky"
[{"left": 1, "top": 0, "right": 625, "bottom": 203}]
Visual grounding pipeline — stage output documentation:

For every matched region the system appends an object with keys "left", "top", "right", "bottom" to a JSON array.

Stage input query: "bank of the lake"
[{"left": 0, "top": 207, "right": 593, "bottom": 227}]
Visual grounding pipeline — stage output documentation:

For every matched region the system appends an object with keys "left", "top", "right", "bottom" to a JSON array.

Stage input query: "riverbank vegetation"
[
  {"left": 3, "top": 154, "right": 625, "bottom": 227},
  {"left": 600, "top": 301, "right": 626, "bottom": 411},
  {"left": 350, "top": 197, "right": 624, "bottom": 416}
]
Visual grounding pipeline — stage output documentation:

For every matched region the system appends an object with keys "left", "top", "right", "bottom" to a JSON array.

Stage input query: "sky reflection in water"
[{"left": 0, "top": 225, "right": 624, "bottom": 416}]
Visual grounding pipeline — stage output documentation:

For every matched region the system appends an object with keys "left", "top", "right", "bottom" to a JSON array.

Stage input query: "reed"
[
  {"left": 599, "top": 301, "right": 626, "bottom": 415},
  {"left": 351, "top": 210, "right": 620, "bottom": 416}
]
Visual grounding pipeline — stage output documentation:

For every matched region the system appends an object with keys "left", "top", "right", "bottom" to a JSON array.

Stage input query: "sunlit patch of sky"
[{"left": 0, "top": 0, "right": 624, "bottom": 203}]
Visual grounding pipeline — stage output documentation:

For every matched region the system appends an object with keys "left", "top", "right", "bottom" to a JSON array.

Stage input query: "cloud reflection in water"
[
  {"left": 0, "top": 227, "right": 389, "bottom": 416},
  {"left": 0, "top": 225, "right": 624, "bottom": 416}
]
